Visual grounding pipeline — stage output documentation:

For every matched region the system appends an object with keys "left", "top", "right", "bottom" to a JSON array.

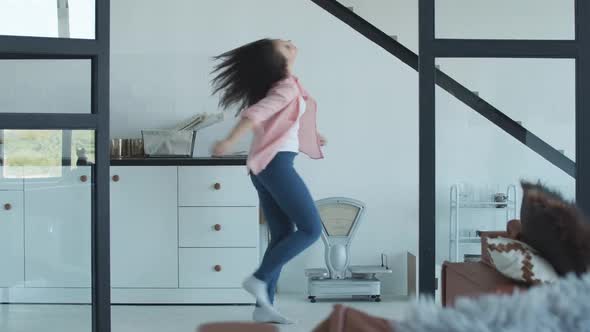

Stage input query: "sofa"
[{"left": 441, "top": 220, "right": 531, "bottom": 306}]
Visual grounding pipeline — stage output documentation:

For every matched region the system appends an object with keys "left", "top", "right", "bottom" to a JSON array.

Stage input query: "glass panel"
[
  {"left": 68, "top": 0, "right": 96, "bottom": 39},
  {"left": 0, "top": 60, "right": 91, "bottom": 114},
  {"left": 436, "top": 0, "right": 574, "bottom": 40},
  {"left": 0, "top": 129, "right": 94, "bottom": 332},
  {"left": 0, "top": 0, "right": 95, "bottom": 39},
  {"left": 435, "top": 58, "right": 575, "bottom": 162},
  {"left": 3, "top": 130, "right": 63, "bottom": 177},
  {"left": 434, "top": 58, "right": 575, "bottom": 304},
  {"left": 71, "top": 130, "right": 95, "bottom": 166}
]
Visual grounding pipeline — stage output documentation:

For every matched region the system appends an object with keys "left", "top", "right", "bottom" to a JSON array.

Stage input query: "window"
[
  {"left": 0, "top": 129, "right": 95, "bottom": 178},
  {"left": 0, "top": 0, "right": 95, "bottom": 39}
]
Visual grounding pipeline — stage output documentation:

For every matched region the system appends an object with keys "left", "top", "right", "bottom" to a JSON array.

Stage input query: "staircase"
[{"left": 311, "top": 0, "right": 575, "bottom": 178}]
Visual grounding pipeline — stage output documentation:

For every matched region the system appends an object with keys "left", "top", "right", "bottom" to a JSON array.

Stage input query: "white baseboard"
[
  {"left": 0, "top": 287, "right": 255, "bottom": 305},
  {"left": 0, "top": 287, "right": 90, "bottom": 303},
  {"left": 111, "top": 288, "right": 254, "bottom": 304}
]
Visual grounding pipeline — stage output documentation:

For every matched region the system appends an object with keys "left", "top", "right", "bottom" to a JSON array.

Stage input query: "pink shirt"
[{"left": 241, "top": 76, "right": 324, "bottom": 174}]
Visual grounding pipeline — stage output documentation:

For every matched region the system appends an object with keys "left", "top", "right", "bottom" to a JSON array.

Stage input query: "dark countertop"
[{"left": 110, "top": 157, "right": 247, "bottom": 166}]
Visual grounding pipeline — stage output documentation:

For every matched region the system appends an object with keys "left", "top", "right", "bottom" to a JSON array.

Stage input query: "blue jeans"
[{"left": 251, "top": 152, "right": 322, "bottom": 304}]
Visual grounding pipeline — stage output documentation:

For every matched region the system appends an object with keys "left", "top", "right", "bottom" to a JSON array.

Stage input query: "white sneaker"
[
  {"left": 242, "top": 275, "right": 271, "bottom": 308},
  {"left": 252, "top": 306, "right": 295, "bottom": 325}
]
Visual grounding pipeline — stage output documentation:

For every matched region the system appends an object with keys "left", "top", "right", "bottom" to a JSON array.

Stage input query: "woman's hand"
[
  {"left": 318, "top": 133, "right": 328, "bottom": 146},
  {"left": 212, "top": 139, "right": 234, "bottom": 156},
  {"left": 211, "top": 118, "right": 254, "bottom": 156}
]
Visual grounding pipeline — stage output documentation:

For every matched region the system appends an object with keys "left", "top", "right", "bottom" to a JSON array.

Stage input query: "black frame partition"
[
  {"left": 576, "top": 1, "right": 590, "bottom": 218},
  {"left": 418, "top": 0, "right": 436, "bottom": 298},
  {"left": 419, "top": 0, "right": 590, "bottom": 295},
  {"left": 312, "top": 0, "right": 588, "bottom": 297},
  {"left": 0, "top": 1, "right": 111, "bottom": 331},
  {"left": 0, "top": 3, "right": 582, "bottom": 327}
]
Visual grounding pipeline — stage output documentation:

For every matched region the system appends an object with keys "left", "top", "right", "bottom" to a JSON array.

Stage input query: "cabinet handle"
[
  {"left": 214, "top": 224, "right": 222, "bottom": 231},
  {"left": 80, "top": 175, "right": 88, "bottom": 183},
  {"left": 214, "top": 265, "right": 222, "bottom": 272},
  {"left": 3, "top": 203, "right": 11, "bottom": 211},
  {"left": 213, "top": 183, "right": 221, "bottom": 190},
  {"left": 112, "top": 175, "right": 120, "bottom": 182}
]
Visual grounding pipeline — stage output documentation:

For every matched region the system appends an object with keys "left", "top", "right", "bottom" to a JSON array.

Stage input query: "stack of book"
[{"left": 174, "top": 112, "right": 225, "bottom": 131}]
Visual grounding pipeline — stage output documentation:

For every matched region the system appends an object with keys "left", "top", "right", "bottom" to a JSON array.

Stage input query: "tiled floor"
[{"left": 1, "top": 294, "right": 410, "bottom": 332}]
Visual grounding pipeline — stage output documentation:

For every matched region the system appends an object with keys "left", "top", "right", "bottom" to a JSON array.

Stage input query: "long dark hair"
[{"left": 211, "top": 38, "right": 288, "bottom": 114}]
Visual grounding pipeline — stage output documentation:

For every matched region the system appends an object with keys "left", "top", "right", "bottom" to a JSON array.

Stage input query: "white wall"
[
  {"left": 110, "top": 0, "right": 419, "bottom": 296},
  {"left": 435, "top": 0, "right": 574, "bottom": 40}
]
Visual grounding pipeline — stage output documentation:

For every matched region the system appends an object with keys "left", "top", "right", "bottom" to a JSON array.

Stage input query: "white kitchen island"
[{"left": 0, "top": 158, "right": 260, "bottom": 304}]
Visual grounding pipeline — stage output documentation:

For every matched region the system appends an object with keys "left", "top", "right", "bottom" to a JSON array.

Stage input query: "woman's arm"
[{"left": 212, "top": 117, "right": 254, "bottom": 156}]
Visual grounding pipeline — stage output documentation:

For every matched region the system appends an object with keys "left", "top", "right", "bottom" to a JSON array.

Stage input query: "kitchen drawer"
[
  {"left": 179, "top": 207, "right": 258, "bottom": 248},
  {"left": 178, "top": 166, "right": 257, "bottom": 207},
  {"left": 0, "top": 166, "right": 23, "bottom": 191},
  {"left": 179, "top": 248, "right": 257, "bottom": 288}
]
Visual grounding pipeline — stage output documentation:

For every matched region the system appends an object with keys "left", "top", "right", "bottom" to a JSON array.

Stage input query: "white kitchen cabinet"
[
  {"left": 110, "top": 166, "right": 178, "bottom": 288},
  {"left": 0, "top": 191, "right": 24, "bottom": 287},
  {"left": 1, "top": 162, "right": 259, "bottom": 304},
  {"left": 179, "top": 248, "right": 258, "bottom": 288},
  {"left": 24, "top": 166, "right": 92, "bottom": 288},
  {"left": 179, "top": 207, "right": 258, "bottom": 248},
  {"left": 178, "top": 166, "right": 257, "bottom": 207}
]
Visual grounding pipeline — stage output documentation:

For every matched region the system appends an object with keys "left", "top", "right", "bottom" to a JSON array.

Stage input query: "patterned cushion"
[
  {"left": 486, "top": 237, "right": 558, "bottom": 284},
  {"left": 479, "top": 220, "right": 523, "bottom": 268}
]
